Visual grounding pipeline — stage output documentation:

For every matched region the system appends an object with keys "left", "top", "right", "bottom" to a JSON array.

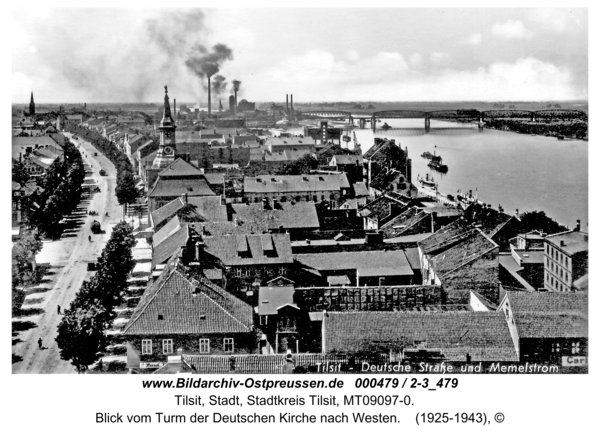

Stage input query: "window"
[
  {"left": 552, "top": 343, "right": 561, "bottom": 353},
  {"left": 162, "top": 339, "right": 173, "bottom": 354},
  {"left": 199, "top": 339, "right": 210, "bottom": 354},
  {"left": 235, "top": 267, "right": 242, "bottom": 277},
  {"left": 279, "top": 266, "right": 286, "bottom": 276},
  {"left": 224, "top": 338, "right": 234, "bottom": 353},
  {"left": 142, "top": 339, "right": 152, "bottom": 355},
  {"left": 572, "top": 342, "right": 580, "bottom": 355}
]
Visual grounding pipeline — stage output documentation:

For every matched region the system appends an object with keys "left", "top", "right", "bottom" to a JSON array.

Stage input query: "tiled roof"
[
  {"left": 258, "top": 285, "right": 297, "bottom": 315},
  {"left": 513, "top": 313, "right": 587, "bottom": 339},
  {"left": 294, "top": 250, "right": 413, "bottom": 275},
  {"left": 123, "top": 260, "right": 253, "bottom": 336},
  {"left": 231, "top": 201, "right": 320, "bottom": 231},
  {"left": 502, "top": 292, "right": 588, "bottom": 339},
  {"left": 269, "top": 137, "right": 315, "bottom": 147},
  {"left": 504, "top": 292, "right": 588, "bottom": 314},
  {"left": 546, "top": 230, "right": 588, "bottom": 255},
  {"left": 158, "top": 158, "right": 204, "bottom": 178},
  {"left": 418, "top": 218, "right": 473, "bottom": 256},
  {"left": 363, "top": 139, "right": 392, "bottom": 160},
  {"left": 380, "top": 207, "right": 428, "bottom": 237},
  {"left": 332, "top": 154, "right": 363, "bottom": 165},
  {"left": 153, "top": 215, "right": 183, "bottom": 248},
  {"left": 358, "top": 194, "right": 408, "bottom": 221},
  {"left": 244, "top": 174, "right": 349, "bottom": 194},
  {"left": 430, "top": 229, "right": 498, "bottom": 277},
  {"left": 152, "top": 225, "right": 189, "bottom": 266},
  {"left": 150, "top": 197, "right": 185, "bottom": 228},
  {"left": 463, "top": 203, "right": 515, "bottom": 237},
  {"left": 188, "top": 196, "right": 228, "bottom": 222},
  {"left": 323, "top": 311, "right": 517, "bottom": 362},
  {"left": 148, "top": 178, "right": 215, "bottom": 198},
  {"left": 204, "top": 233, "right": 293, "bottom": 266}
]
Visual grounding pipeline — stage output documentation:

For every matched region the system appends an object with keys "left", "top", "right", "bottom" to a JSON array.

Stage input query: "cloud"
[
  {"left": 429, "top": 52, "right": 450, "bottom": 66},
  {"left": 467, "top": 33, "right": 482, "bottom": 45},
  {"left": 408, "top": 53, "right": 423, "bottom": 68},
  {"left": 527, "top": 9, "right": 570, "bottom": 33},
  {"left": 248, "top": 55, "right": 582, "bottom": 102},
  {"left": 492, "top": 20, "right": 533, "bottom": 39}
]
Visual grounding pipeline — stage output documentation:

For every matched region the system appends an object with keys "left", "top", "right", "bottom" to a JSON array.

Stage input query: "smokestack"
[
  {"left": 174, "top": 99, "right": 176, "bottom": 124},
  {"left": 575, "top": 220, "right": 581, "bottom": 232},
  {"left": 286, "top": 94, "right": 289, "bottom": 114},
  {"left": 290, "top": 94, "right": 294, "bottom": 119},
  {"left": 234, "top": 90, "right": 238, "bottom": 115},
  {"left": 208, "top": 76, "right": 212, "bottom": 116}
]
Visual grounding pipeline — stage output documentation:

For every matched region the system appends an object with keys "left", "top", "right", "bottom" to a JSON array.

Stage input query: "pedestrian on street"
[
  {"left": 57, "top": 305, "right": 61, "bottom": 315},
  {"left": 38, "top": 338, "right": 42, "bottom": 349}
]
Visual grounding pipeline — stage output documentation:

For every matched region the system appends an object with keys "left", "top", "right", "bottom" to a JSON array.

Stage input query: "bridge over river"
[{"left": 298, "top": 109, "right": 587, "bottom": 131}]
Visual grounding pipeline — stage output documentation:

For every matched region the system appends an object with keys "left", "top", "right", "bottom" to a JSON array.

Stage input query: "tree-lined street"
[{"left": 12, "top": 133, "right": 123, "bottom": 374}]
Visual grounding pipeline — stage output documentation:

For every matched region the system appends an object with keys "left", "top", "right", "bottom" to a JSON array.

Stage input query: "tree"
[
  {"left": 12, "top": 228, "right": 43, "bottom": 285},
  {"left": 12, "top": 161, "right": 30, "bottom": 187},
  {"left": 55, "top": 304, "right": 108, "bottom": 373},
  {"left": 519, "top": 211, "right": 568, "bottom": 235},
  {"left": 115, "top": 168, "right": 139, "bottom": 210},
  {"left": 92, "top": 222, "right": 136, "bottom": 311}
]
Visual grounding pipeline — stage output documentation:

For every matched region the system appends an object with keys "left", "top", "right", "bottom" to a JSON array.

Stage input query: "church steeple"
[
  {"left": 29, "top": 91, "right": 35, "bottom": 116},
  {"left": 152, "top": 85, "right": 177, "bottom": 169}
]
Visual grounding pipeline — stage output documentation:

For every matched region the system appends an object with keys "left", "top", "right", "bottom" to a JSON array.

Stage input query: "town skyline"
[{"left": 12, "top": 7, "right": 588, "bottom": 104}]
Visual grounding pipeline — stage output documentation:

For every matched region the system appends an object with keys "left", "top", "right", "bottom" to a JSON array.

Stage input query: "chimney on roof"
[
  {"left": 575, "top": 219, "right": 581, "bottom": 232},
  {"left": 431, "top": 211, "right": 437, "bottom": 233},
  {"left": 560, "top": 240, "right": 566, "bottom": 247},
  {"left": 498, "top": 204, "right": 503, "bottom": 213},
  {"left": 515, "top": 208, "right": 519, "bottom": 218},
  {"left": 195, "top": 240, "right": 204, "bottom": 262},
  {"left": 181, "top": 193, "right": 188, "bottom": 204}
]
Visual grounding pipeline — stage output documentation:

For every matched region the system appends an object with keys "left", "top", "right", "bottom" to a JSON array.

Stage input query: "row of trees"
[
  {"left": 12, "top": 228, "right": 44, "bottom": 311},
  {"left": 56, "top": 222, "right": 136, "bottom": 373},
  {"left": 68, "top": 125, "right": 140, "bottom": 211},
  {"left": 14, "top": 140, "right": 86, "bottom": 237},
  {"left": 486, "top": 118, "right": 588, "bottom": 140}
]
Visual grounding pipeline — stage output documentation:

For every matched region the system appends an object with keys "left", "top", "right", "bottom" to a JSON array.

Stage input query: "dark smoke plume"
[
  {"left": 232, "top": 79, "right": 242, "bottom": 92},
  {"left": 211, "top": 75, "right": 228, "bottom": 95},
  {"left": 185, "top": 43, "right": 233, "bottom": 79}
]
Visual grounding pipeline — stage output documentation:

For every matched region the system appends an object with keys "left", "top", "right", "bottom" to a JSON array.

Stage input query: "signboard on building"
[
  {"left": 139, "top": 362, "right": 165, "bottom": 369},
  {"left": 562, "top": 356, "right": 587, "bottom": 367}
]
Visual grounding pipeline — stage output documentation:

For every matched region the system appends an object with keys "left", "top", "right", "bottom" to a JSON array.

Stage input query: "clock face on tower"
[{"left": 164, "top": 146, "right": 173, "bottom": 155}]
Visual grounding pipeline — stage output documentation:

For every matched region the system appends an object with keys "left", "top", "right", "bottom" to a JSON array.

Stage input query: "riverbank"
[{"left": 484, "top": 119, "right": 587, "bottom": 140}]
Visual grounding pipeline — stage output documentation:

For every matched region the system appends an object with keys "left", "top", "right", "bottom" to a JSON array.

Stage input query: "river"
[{"left": 275, "top": 118, "right": 588, "bottom": 231}]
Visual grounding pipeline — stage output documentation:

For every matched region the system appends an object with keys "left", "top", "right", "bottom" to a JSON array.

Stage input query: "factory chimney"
[
  {"left": 208, "top": 76, "right": 212, "bottom": 116},
  {"left": 290, "top": 94, "right": 294, "bottom": 119},
  {"left": 286, "top": 94, "right": 289, "bottom": 115},
  {"left": 174, "top": 99, "right": 176, "bottom": 124},
  {"left": 234, "top": 89, "right": 238, "bottom": 114}
]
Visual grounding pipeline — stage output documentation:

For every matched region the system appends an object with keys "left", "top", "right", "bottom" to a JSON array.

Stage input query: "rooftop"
[
  {"left": 231, "top": 201, "right": 320, "bottom": 231},
  {"left": 546, "top": 230, "right": 589, "bottom": 255},
  {"left": 123, "top": 259, "right": 253, "bottom": 336},
  {"left": 323, "top": 311, "right": 517, "bottom": 362},
  {"left": 244, "top": 173, "right": 349, "bottom": 194},
  {"left": 294, "top": 250, "right": 414, "bottom": 275},
  {"left": 257, "top": 285, "right": 297, "bottom": 316},
  {"left": 204, "top": 233, "right": 293, "bottom": 266}
]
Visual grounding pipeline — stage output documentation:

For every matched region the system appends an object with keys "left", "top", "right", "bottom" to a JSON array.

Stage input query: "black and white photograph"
[{"left": 7, "top": 3, "right": 593, "bottom": 431}]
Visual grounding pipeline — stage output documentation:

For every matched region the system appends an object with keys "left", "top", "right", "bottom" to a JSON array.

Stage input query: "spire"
[
  {"left": 29, "top": 91, "right": 35, "bottom": 116},
  {"left": 161, "top": 85, "right": 174, "bottom": 126}
]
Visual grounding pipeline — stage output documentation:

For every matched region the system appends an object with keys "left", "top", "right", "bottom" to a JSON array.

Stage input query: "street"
[{"left": 12, "top": 132, "right": 123, "bottom": 374}]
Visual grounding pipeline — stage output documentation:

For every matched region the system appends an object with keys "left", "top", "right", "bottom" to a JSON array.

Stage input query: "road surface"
[{"left": 12, "top": 132, "right": 123, "bottom": 374}]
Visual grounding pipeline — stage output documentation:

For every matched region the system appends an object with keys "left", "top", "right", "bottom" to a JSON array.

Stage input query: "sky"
[{"left": 12, "top": 7, "right": 588, "bottom": 104}]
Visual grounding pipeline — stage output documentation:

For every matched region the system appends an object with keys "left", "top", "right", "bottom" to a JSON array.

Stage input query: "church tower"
[
  {"left": 152, "top": 85, "right": 177, "bottom": 169},
  {"left": 29, "top": 91, "right": 35, "bottom": 116}
]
